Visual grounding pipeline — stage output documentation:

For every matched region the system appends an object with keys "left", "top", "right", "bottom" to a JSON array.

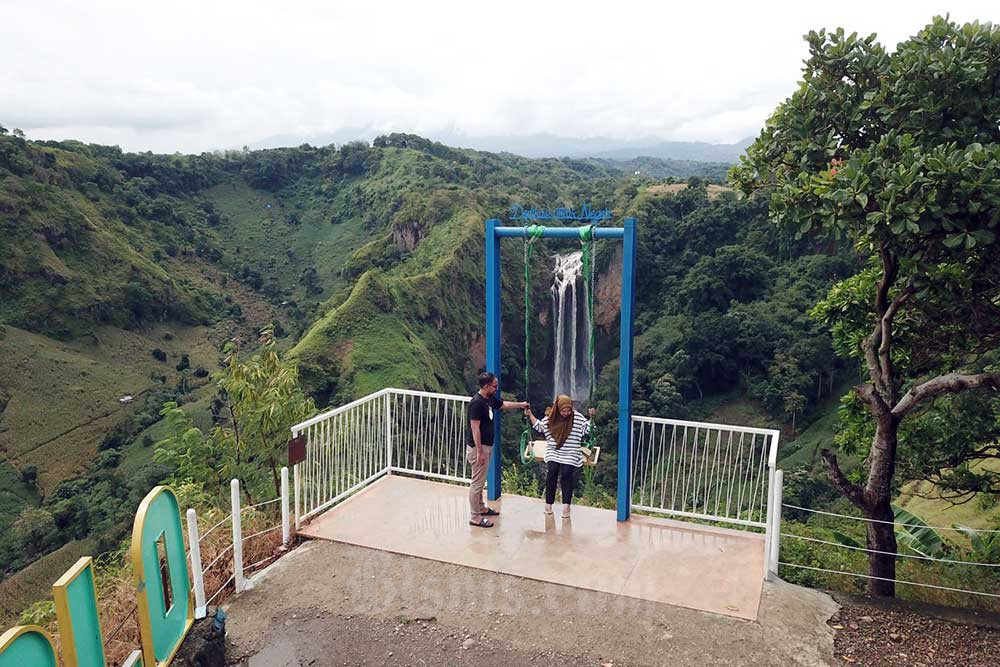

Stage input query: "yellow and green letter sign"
[
  {"left": 0, "top": 626, "right": 57, "bottom": 667},
  {"left": 132, "top": 486, "right": 194, "bottom": 667},
  {"left": 53, "top": 557, "right": 106, "bottom": 667}
]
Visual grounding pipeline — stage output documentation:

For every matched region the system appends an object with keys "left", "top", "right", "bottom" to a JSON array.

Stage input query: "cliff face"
[{"left": 595, "top": 246, "right": 623, "bottom": 332}]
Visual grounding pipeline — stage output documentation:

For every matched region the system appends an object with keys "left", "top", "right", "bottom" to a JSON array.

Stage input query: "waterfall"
[{"left": 551, "top": 251, "right": 592, "bottom": 403}]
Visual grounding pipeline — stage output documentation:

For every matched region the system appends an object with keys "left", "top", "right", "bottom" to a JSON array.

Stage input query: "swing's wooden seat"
[{"left": 528, "top": 440, "right": 601, "bottom": 467}]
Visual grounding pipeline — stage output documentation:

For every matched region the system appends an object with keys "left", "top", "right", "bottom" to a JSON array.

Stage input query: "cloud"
[{"left": 1, "top": 0, "right": 996, "bottom": 153}]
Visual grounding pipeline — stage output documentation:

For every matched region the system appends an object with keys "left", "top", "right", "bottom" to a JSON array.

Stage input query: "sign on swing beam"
[{"left": 508, "top": 203, "right": 612, "bottom": 222}]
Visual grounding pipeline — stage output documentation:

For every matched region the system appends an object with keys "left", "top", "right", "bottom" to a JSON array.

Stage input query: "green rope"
[
  {"left": 520, "top": 224, "right": 545, "bottom": 464},
  {"left": 578, "top": 224, "right": 598, "bottom": 451}
]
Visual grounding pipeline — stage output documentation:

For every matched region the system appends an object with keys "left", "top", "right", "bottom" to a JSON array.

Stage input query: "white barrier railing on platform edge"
[
  {"left": 628, "top": 416, "right": 782, "bottom": 579},
  {"left": 289, "top": 388, "right": 473, "bottom": 528},
  {"left": 290, "top": 389, "right": 790, "bottom": 581}
]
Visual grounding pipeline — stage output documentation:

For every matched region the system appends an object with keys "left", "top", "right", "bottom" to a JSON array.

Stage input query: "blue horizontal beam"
[{"left": 494, "top": 225, "right": 624, "bottom": 239}]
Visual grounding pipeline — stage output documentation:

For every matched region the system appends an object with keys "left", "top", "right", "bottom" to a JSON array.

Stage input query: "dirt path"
[{"left": 226, "top": 540, "right": 839, "bottom": 667}]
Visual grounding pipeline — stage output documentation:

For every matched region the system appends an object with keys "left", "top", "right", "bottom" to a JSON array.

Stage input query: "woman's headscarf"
[{"left": 544, "top": 394, "right": 574, "bottom": 448}]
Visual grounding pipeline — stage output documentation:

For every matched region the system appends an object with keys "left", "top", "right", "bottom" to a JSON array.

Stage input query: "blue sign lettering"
[{"left": 508, "top": 203, "right": 612, "bottom": 222}]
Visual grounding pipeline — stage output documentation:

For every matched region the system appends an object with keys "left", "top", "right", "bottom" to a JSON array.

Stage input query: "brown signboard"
[{"left": 288, "top": 435, "right": 306, "bottom": 466}]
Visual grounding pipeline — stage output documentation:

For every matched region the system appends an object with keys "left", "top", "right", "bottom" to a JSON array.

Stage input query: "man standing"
[{"left": 467, "top": 371, "right": 528, "bottom": 527}]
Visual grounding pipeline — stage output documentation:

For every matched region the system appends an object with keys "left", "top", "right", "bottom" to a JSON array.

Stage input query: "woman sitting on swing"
[{"left": 524, "top": 396, "right": 596, "bottom": 518}]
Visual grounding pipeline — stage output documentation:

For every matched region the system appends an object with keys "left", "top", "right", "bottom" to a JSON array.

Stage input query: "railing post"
[
  {"left": 281, "top": 466, "right": 290, "bottom": 547},
  {"left": 231, "top": 479, "right": 246, "bottom": 593},
  {"left": 769, "top": 469, "right": 784, "bottom": 578},
  {"left": 293, "top": 437, "right": 301, "bottom": 530},
  {"left": 764, "top": 466, "right": 775, "bottom": 581},
  {"left": 186, "top": 508, "right": 207, "bottom": 619},
  {"left": 385, "top": 391, "right": 393, "bottom": 474}
]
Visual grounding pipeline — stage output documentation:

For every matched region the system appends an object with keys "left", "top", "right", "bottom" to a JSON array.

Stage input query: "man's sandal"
[
  {"left": 469, "top": 518, "right": 494, "bottom": 528},
  {"left": 482, "top": 508, "right": 500, "bottom": 516}
]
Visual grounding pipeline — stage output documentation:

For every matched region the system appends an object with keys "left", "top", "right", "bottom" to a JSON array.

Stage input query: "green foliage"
[
  {"left": 155, "top": 328, "right": 315, "bottom": 501},
  {"left": 892, "top": 504, "right": 945, "bottom": 557}
]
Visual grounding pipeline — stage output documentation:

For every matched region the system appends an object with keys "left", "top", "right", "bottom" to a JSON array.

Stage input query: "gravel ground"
[{"left": 829, "top": 600, "right": 1000, "bottom": 667}]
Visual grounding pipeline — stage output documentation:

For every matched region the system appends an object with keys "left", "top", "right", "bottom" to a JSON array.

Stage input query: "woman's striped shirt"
[{"left": 531, "top": 412, "right": 592, "bottom": 467}]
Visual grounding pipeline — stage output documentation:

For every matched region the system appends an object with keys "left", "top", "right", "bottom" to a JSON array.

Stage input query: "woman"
[{"left": 524, "top": 395, "right": 595, "bottom": 518}]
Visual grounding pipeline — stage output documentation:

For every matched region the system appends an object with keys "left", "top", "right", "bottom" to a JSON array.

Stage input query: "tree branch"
[
  {"left": 856, "top": 382, "right": 891, "bottom": 415},
  {"left": 821, "top": 449, "right": 867, "bottom": 508},
  {"left": 864, "top": 247, "right": 898, "bottom": 401},
  {"left": 878, "top": 281, "right": 914, "bottom": 401},
  {"left": 892, "top": 371, "right": 1000, "bottom": 418}
]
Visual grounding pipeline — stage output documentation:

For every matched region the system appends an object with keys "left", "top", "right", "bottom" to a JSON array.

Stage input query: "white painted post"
[
  {"left": 769, "top": 469, "right": 784, "bottom": 577},
  {"left": 385, "top": 392, "right": 393, "bottom": 474},
  {"left": 230, "top": 479, "right": 245, "bottom": 593},
  {"left": 281, "top": 466, "right": 290, "bottom": 547},
  {"left": 293, "top": 461, "right": 301, "bottom": 530},
  {"left": 122, "top": 650, "right": 143, "bottom": 667},
  {"left": 763, "top": 466, "right": 775, "bottom": 581},
  {"left": 186, "top": 509, "right": 207, "bottom": 619}
]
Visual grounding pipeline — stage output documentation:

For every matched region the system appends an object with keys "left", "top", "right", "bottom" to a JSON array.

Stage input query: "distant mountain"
[{"left": 247, "top": 129, "right": 756, "bottom": 164}]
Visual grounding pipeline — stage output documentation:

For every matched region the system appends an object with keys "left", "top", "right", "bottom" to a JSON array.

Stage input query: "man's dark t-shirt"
[{"left": 467, "top": 392, "right": 503, "bottom": 447}]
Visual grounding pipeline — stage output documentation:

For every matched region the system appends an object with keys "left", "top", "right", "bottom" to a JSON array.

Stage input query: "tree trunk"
[
  {"left": 864, "top": 495, "right": 897, "bottom": 597},
  {"left": 861, "top": 413, "right": 900, "bottom": 597},
  {"left": 822, "top": 406, "right": 900, "bottom": 597}
]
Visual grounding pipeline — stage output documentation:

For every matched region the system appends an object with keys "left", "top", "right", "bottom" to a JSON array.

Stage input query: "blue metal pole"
[
  {"left": 485, "top": 218, "right": 503, "bottom": 500},
  {"left": 495, "top": 226, "right": 625, "bottom": 239},
  {"left": 617, "top": 218, "right": 637, "bottom": 521}
]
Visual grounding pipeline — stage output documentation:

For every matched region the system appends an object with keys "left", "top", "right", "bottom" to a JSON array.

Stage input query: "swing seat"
[{"left": 528, "top": 440, "right": 601, "bottom": 467}]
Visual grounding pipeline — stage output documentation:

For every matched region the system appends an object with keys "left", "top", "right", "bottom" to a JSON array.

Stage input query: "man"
[{"left": 467, "top": 371, "right": 528, "bottom": 527}]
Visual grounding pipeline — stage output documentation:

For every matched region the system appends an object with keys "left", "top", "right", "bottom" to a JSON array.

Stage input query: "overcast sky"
[{"left": 1, "top": 1, "right": 996, "bottom": 154}]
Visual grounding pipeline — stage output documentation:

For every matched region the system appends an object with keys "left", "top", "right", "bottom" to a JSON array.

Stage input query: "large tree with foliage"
[
  {"left": 732, "top": 17, "right": 1000, "bottom": 596},
  {"left": 156, "top": 328, "right": 315, "bottom": 503}
]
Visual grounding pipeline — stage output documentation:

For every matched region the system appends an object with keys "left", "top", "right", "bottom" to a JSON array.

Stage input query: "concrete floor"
[
  {"left": 298, "top": 474, "right": 766, "bottom": 620},
  {"left": 228, "top": 540, "right": 841, "bottom": 667}
]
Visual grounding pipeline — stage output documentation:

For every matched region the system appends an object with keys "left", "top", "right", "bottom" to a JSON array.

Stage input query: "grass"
[
  {"left": 0, "top": 323, "right": 225, "bottom": 493},
  {"left": 0, "top": 458, "right": 40, "bottom": 531},
  {"left": 896, "top": 464, "right": 1000, "bottom": 532},
  {"left": 0, "top": 537, "right": 97, "bottom": 627},
  {"left": 205, "top": 177, "right": 373, "bottom": 300}
]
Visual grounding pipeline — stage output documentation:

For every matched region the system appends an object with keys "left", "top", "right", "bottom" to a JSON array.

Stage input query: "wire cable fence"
[{"left": 779, "top": 502, "right": 1000, "bottom": 610}]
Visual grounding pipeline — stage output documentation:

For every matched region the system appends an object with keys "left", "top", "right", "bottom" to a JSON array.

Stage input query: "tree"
[
  {"left": 155, "top": 328, "right": 315, "bottom": 501},
  {"left": 731, "top": 17, "right": 1000, "bottom": 596}
]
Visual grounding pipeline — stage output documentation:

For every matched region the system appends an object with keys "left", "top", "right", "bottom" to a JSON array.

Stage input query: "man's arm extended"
[{"left": 500, "top": 400, "right": 529, "bottom": 410}]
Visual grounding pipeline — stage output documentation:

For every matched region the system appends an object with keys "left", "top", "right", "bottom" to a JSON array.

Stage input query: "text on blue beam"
[{"left": 509, "top": 204, "right": 612, "bottom": 222}]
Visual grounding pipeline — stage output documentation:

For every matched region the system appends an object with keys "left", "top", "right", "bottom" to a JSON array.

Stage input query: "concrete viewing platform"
[{"left": 298, "top": 474, "right": 766, "bottom": 621}]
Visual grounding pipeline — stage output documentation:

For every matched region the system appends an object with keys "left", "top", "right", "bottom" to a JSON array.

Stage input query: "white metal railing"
[
  {"left": 289, "top": 388, "right": 472, "bottom": 527},
  {"left": 629, "top": 416, "right": 780, "bottom": 528},
  {"left": 291, "top": 390, "right": 390, "bottom": 525},
  {"left": 388, "top": 389, "right": 472, "bottom": 484}
]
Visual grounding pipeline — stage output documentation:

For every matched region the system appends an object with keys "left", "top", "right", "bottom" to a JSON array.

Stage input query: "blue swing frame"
[{"left": 484, "top": 217, "right": 637, "bottom": 521}]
